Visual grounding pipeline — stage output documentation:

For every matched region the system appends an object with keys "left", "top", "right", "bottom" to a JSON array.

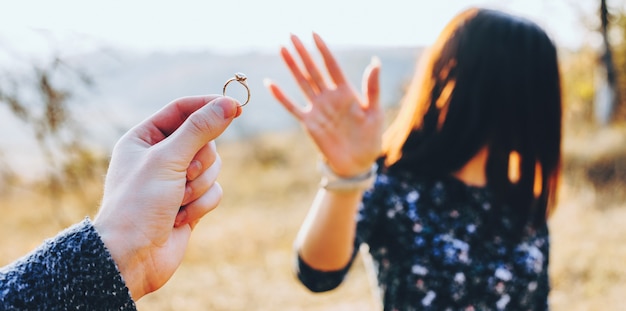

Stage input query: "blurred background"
[{"left": 0, "top": 0, "right": 625, "bottom": 310}]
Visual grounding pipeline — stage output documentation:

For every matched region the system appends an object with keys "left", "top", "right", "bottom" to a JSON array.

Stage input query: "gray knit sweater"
[{"left": 0, "top": 218, "right": 136, "bottom": 310}]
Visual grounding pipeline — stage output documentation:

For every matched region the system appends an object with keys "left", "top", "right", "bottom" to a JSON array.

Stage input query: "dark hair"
[{"left": 381, "top": 8, "right": 562, "bottom": 231}]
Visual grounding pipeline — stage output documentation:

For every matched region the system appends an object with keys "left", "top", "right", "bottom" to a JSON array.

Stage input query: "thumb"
[
  {"left": 164, "top": 96, "right": 238, "bottom": 162},
  {"left": 362, "top": 56, "right": 381, "bottom": 110}
]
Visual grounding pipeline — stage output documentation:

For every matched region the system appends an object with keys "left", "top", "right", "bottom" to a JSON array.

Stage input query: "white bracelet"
[{"left": 318, "top": 161, "right": 378, "bottom": 191}]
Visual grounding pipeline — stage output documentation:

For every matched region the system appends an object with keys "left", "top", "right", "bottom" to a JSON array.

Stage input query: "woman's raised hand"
[{"left": 265, "top": 33, "right": 383, "bottom": 177}]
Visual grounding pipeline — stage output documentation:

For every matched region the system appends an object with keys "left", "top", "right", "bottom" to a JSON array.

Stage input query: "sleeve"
[
  {"left": 0, "top": 218, "right": 137, "bottom": 311},
  {"left": 294, "top": 174, "right": 387, "bottom": 293},
  {"left": 295, "top": 249, "right": 358, "bottom": 293}
]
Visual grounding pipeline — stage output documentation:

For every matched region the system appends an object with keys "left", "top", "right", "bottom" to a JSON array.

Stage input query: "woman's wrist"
[{"left": 318, "top": 161, "right": 378, "bottom": 191}]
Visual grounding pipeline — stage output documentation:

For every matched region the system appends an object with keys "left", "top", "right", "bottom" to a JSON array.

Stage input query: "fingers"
[
  {"left": 186, "top": 142, "right": 217, "bottom": 180},
  {"left": 182, "top": 153, "right": 221, "bottom": 206},
  {"left": 136, "top": 95, "right": 219, "bottom": 144},
  {"left": 267, "top": 33, "right": 347, "bottom": 117},
  {"left": 290, "top": 34, "right": 327, "bottom": 92},
  {"left": 264, "top": 79, "right": 305, "bottom": 121},
  {"left": 363, "top": 56, "right": 381, "bottom": 110},
  {"left": 313, "top": 32, "right": 347, "bottom": 86},
  {"left": 279, "top": 33, "right": 342, "bottom": 101},
  {"left": 160, "top": 96, "right": 239, "bottom": 163},
  {"left": 175, "top": 182, "right": 223, "bottom": 227},
  {"left": 280, "top": 46, "right": 318, "bottom": 100}
]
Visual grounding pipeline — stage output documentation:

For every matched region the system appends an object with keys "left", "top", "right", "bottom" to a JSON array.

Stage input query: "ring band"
[{"left": 223, "top": 72, "right": 250, "bottom": 107}]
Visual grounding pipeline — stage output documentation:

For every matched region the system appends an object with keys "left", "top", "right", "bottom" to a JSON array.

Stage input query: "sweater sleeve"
[{"left": 0, "top": 218, "right": 136, "bottom": 311}]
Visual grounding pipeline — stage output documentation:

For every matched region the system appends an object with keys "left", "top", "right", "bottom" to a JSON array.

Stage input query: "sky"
[{"left": 0, "top": 0, "right": 602, "bottom": 56}]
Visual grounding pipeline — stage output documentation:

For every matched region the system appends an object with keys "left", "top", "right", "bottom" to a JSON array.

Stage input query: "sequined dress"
[{"left": 297, "top": 172, "right": 550, "bottom": 311}]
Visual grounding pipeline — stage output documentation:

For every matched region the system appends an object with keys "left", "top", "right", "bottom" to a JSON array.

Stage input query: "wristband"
[{"left": 318, "top": 161, "right": 378, "bottom": 191}]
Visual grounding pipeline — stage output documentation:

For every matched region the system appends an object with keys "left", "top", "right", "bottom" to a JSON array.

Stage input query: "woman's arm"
[
  {"left": 296, "top": 189, "right": 365, "bottom": 271},
  {"left": 265, "top": 33, "right": 383, "bottom": 272}
]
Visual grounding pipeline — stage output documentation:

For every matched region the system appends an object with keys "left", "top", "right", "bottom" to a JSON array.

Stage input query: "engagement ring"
[{"left": 223, "top": 72, "right": 250, "bottom": 107}]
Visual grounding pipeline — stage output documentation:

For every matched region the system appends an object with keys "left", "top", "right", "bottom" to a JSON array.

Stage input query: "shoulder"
[
  {"left": 370, "top": 171, "right": 490, "bottom": 201},
  {"left": 361, "top": 171, "right": 435, "bottom": 218}
]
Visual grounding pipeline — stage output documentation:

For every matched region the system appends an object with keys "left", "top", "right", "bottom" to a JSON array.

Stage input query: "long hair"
[{"left": 381, "top": 8, "right": 562, "bottom": 230}]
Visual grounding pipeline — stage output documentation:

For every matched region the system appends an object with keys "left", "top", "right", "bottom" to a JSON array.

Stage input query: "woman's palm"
[{"left": 265, "top": 33, "right": 383, "bottom": 176}]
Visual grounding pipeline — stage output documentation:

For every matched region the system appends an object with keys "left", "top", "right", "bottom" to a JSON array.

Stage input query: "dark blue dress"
[{"left": 297, "top": 172, "right": 550, "bottom": 311}]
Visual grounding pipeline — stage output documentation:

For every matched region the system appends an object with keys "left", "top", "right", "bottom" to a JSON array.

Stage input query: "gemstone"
[{"left": 235, "top": 72, "right": 247, "bottom": 82}]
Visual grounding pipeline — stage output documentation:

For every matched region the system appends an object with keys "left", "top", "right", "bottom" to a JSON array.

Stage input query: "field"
[{"left": 1, "top": 123, "right": 626, "bottom": 310}]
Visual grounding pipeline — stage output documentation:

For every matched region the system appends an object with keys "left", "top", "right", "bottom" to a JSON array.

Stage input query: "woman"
[{"left": 265, "top": 8, "right": 561, "bottom": 310}]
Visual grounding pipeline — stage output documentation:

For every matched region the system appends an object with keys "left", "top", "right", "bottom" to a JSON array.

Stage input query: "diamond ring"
[{"left": 223, "top": 72, "right": 250, "bottom": 107}]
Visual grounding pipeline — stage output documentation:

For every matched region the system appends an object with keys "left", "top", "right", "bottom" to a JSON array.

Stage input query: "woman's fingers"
[
  {"left": 280, "top": 34, "right": 344, "bottom": 101},
  {"left": 280, "top": 47, "right": 318, "bottom": 100},
  {"left": 291, "top": 34, "right": 327, "bottom": 92},
  {"left": 264, "top": 79, "right": 305, "bottom": 121},
  {"left": 313, "top": 32, "right": 348, "bottom": 86},
  {"left": 363, "top": 56, "right": 381, "bottom": 110},
  {"left": 267, "top": 33, "right": 355, "bottom": 121}
]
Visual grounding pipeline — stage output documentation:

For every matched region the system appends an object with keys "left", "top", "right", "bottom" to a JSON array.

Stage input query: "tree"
[
  {"left": 607, "top": 0, "right": 626, "bottom": 122},
  {"left": 596, "top": 0, "right": 619, "bottom": 124},
  {"left": 0, "top": 39, "right": 107, "bottom": 224}
]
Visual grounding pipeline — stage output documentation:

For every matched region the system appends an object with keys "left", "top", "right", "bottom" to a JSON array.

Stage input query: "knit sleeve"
[{"left": 0, "top": 218, "right": 136, "bottom": 310}]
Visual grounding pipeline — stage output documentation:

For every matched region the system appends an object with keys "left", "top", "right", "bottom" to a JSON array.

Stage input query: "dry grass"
[
  {"left": 550, "top": 125, "right": 626, "bottom": 310},
  {"left": 1, "top": 127, "right": 625, "bottom": 310}
]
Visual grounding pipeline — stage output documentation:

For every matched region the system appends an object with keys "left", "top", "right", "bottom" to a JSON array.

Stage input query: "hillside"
[{"left": 0, "top": 46, "right": 422, "bottom": 179}]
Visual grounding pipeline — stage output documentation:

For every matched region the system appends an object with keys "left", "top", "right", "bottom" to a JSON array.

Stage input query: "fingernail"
[
  {"left": 182, "top": 185, "right": 192, "bottom": 204},
  {"left": 186, "top": 160, "right": 202, "bottom": 180},
  {"left": 175, "top": 208, "right": 187, "bottom": 227},
  {"left": 371, "top": 56, "right": 381, "bottom": 66},
  {"left": 211, "top": 97, "right": 237, "bottom": 119}
]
